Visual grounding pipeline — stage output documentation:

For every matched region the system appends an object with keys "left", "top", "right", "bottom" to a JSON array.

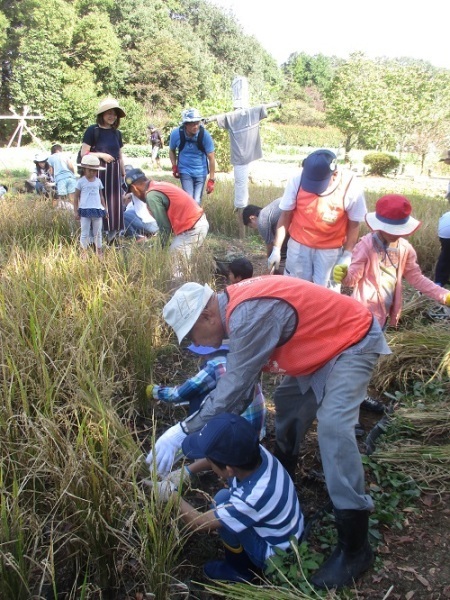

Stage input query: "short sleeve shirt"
[
  {"left": 82, "top": 125, "right": 123, "bottom": 160},
  {"left": 76, "top": 176, "right": 104, "bottom": 209},
  {"left": 279, "top": 170, "right": 367, "bottom": 222},
  {"left": 169, "top": 126, "right": 214, "bottom": 177},
  {"left": 257, "top": 198, "right": 283, "bottom": 245}
]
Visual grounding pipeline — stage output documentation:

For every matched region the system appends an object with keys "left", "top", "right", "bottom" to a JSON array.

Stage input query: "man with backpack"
[{"left": 169, "top": 108, "right": 216, "bottom": 205}]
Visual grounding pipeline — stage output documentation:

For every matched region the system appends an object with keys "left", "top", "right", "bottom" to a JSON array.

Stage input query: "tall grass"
[
  {"left": 0, "top": 182, "right": 447, "bottom": 598},
  {"left": 0, "top": 198, "right": 216, "bottom": 598}
]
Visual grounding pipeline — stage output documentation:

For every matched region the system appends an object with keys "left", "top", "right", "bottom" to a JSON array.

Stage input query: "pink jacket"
[{"left": 343, "top": 233, "right": 447, "bottom": 327}]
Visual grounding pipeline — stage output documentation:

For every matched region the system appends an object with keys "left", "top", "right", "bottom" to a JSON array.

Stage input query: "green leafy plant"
[{"left": 363, "top": 152, "right": 400, "bottom": 176}]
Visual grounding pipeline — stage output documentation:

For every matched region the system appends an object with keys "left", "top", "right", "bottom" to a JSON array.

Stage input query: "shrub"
[{"left": 363, "top": 152, "right": 400, "bottom": 177}]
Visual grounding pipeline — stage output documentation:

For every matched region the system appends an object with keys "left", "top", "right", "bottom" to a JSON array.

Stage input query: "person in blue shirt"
[
  {"left": 151, "top": 413, "right": 304, "bottom": 583},
  {"left": 169, "top": 108, "right": 216, "bottom": 204}
]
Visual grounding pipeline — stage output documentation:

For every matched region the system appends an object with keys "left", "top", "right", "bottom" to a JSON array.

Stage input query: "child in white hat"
[
  {"left": 333, "top": 194, "right": 450, "bottom": 328},
  {"left": 333, "top": 194, "right": 450, "bottom": 420},
  {"left": 74, "top": 155, "right": 108, "bottom": 259}
]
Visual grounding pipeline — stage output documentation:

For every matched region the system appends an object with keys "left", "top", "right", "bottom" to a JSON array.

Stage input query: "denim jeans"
[
  {"left": 179, "top": 173, "right": 206, "bottom": 204},
  {"left": 123, "top": 210, "right": 159, "bottom": 238},
  {"left": 212, "top": 488, "right": 268, "bottom": 569}
]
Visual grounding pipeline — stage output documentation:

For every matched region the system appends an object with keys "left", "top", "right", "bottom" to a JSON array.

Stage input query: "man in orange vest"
[
  {"left": 125, "top": 168, "right": 209, "bottom": 259},
  {"left": 268, "top": 149, "right": 366, "bottom": 290},
  {"left": 146, "top": 275, "right": 391, "bottom": 590}
]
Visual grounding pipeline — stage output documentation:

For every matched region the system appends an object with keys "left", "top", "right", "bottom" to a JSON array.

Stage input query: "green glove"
[
  {"left": 445, "top": 293, "right": 450, "bottom": 307},
  {"left": 146, "top": 384, "right": 155, "bottom": 400},
  {"left": 333, "top": 264, "right": 348, "bottom": 283}
]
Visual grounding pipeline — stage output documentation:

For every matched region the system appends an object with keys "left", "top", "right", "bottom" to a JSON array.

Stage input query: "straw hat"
[
  {"left": 77, "top": 154, "right": 106, "bottom": 170},
  {"left": 96, "top": 97, "right": 126, "bottom": 118}
]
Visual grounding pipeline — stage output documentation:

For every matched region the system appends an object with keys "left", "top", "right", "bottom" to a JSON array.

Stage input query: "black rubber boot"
[
  {"left": 310, "top": 509, "right": 374, "bottom": 590},
  {"left": 273, "top": 444, "right": 298, "bottom": 480}
]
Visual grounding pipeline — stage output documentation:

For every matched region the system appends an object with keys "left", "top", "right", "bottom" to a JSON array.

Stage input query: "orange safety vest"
[
  {"left": 289, "top": 171, "right": 354, "bottom": 249},
  {"left": 225, "top": 275, "right": 373, "bottom": 376},
  {"left": 148, "top": 181, "right": 203, "bottom": 235}
]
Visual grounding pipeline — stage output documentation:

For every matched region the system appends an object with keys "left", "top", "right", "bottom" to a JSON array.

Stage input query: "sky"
[{"left": 208, "top": 0, "right": 449, "bottom": 70}]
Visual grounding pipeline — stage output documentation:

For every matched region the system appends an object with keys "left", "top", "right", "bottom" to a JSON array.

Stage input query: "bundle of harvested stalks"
[
  {"left": 373, "top": 444, "right": 450, "bottom": 492},
  {"left": 391, "top": 407, "right": 450, "bottom": 442},
  {"left": 371, "top": 325, "right": 449, "bottom": 392}
]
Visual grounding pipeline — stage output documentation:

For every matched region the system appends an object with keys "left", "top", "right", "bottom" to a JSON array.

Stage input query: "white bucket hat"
[
  {"left": 365, "top": 195, "right": 421, "bottom": 236},
  {"left": 163, "top": 283, "right": 214, "bottom": 343},
  {"left": 77, "top": 154, "right": 106, "bottom": 170},
  {"left": 96, "top": 97, "right": 126, "bottom": 118},
  {"left": 34, "top": 152, "right": 49, "bottom": 163}
]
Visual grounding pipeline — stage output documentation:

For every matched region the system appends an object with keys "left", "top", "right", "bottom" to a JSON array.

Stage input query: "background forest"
[{"left": 2, "top": 0, "right": 450, "bottom": 167}]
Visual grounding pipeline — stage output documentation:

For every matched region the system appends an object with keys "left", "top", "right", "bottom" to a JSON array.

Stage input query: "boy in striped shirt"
[{"left": 155, "top": 413, "right": 304, "bottom": 583}]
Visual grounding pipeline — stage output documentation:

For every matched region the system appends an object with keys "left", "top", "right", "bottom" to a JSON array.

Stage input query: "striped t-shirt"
[{"left": 214, "top": 446, "right": 304, "bottom": 560}]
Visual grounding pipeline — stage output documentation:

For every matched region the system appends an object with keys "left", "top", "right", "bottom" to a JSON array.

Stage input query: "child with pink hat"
[{"left": 333, "top": 194, "right": 450, "bottom": 328}]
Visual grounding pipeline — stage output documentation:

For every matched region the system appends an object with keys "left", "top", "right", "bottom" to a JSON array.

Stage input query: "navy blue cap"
[
  {"left": 187, "top": 344, "right": 229, "bottom": 356},
  {"left": 182, "top": 413, "right": 259, "bottom": 466},
  {"left": 301, "top": 149, "right": 337, "bottom": 195}
]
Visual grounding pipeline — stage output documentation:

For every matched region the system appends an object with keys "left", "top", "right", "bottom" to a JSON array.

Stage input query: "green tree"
[
  {"left": 71, "top": 10, "right": 125, "bottom": 95},
  {"left": 325, "top": 53, "right": 390, "bottom": 155}
]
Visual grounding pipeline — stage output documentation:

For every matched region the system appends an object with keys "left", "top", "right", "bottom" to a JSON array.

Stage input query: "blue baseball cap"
[
  {"left": 182, "top": 413, "right": 259, "bottom": 466},
  {"left": 187, "top": 344, "right": 229, "bottom": 356},
  {"left": 301, "top": 149, "right": 337, "bottom": 195}
]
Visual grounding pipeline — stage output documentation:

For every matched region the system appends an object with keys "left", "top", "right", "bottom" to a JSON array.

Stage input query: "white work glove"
[
  {"left": 336, "top": 249, "right": 352, "bottom": 267},
  {"left": 166, "top": 466, "right": 192, "bottom": 489},
  {"left": 143, "top": 479, "right": 176, "bottom": 503},
  {"left": 145, "top": 422, "right": 187, "bottom": 476},
  {"left": 268, "top": 247, "right": 281, "bottom": 272}
]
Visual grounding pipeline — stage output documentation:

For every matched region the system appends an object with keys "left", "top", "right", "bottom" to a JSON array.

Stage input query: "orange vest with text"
[
  {"left": 148, "top": 181, "right": 203, "bottom": 235},
  {"left": 289, "top": 171, "right": 354, "bottom": 249},
  {"left": 225, "top": 275, "right": 373, "bottom": 376}
]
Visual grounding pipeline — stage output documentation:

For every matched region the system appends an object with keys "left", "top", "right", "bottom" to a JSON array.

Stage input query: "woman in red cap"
[{"left": 333, "top": 194, "right": 450, "bottom": 328}]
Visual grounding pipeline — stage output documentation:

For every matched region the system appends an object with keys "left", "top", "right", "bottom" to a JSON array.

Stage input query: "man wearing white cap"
[
  {"left": 147, "top": 275, "right": 391, "bottom": 590},
  {"left": 268, "top": 149, "right": 367, "bottom": 290}
]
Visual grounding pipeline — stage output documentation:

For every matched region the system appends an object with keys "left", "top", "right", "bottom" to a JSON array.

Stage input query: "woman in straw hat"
[
  {"left": 80, "top": 98, "right": 126, "bottom": 244},
  {"left": 74, "top": 155, "right": 107, "bottom": 259}
]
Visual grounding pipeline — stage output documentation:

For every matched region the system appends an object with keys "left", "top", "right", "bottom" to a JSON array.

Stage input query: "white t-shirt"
[
  {"left": 279, "top": 170, "right": 367, "bottom": 222},
  {"left": 125, "top": 194, "right": 156, "bottom": 225},
  {"left": 76, "top": 176, "right": 104, "bottom": 209},
  {"left": 438, "top": 211, "right": 450, "bottom": 238}
]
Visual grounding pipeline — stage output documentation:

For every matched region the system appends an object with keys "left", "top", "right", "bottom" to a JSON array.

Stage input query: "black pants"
[{"left": 435, "top": 237, "right": 450, "bottom": 287}]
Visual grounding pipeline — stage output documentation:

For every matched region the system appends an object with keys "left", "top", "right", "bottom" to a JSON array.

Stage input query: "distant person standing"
[
  {"left": 74, "top": 155, "right": 108, "bottom": 260},
  {"left": 47, "top": 144, "right": 77, "bottom": 206},
  {"left": 439, "top": 150, "right": 450, "bottom": 202},
  {"left": 435, "top": 209, "right": 450, "bottom": 288},
  {"left": 148, "top": 124, "right": 164, "bottom": 169},
  {"left": 268, "top": 149, "right": 367, "bottom": 291},
  {"left": 81, "top": 98, "right": 126, "bottom": 244},
  {"left": 169, "top": 108, "right": 216, "bottom": 204}
]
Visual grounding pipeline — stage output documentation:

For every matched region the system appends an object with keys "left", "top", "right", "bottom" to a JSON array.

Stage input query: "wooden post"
[{"left": 0, "top": 106, "right": 46, "bottom": 149}]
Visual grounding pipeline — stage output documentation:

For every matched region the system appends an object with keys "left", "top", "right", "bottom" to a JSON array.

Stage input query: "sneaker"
[{"left": 361, "top": 395, "right": 385, "bottom": 413}]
